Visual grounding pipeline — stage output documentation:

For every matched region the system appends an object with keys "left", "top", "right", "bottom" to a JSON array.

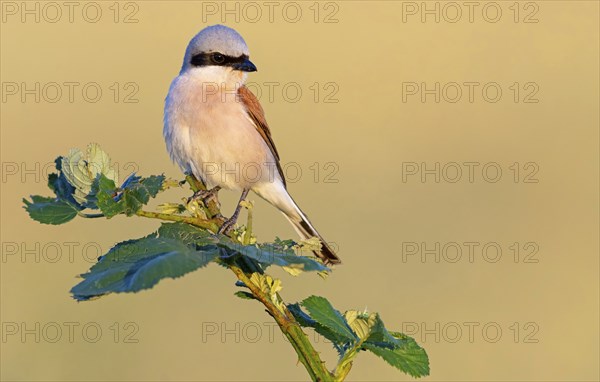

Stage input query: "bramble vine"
[{"left": 23, "top": 143, "right": 429, "bottom": 381}]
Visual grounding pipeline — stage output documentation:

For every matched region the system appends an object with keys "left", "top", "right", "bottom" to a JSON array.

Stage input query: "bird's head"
[{"left": 180, "top": 24, "right": 257, "bottom": 86}]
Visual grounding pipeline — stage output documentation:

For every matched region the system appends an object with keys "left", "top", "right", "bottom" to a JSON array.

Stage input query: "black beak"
[{"left": 233, "top": 58, "right": 257, "bottom": 72}]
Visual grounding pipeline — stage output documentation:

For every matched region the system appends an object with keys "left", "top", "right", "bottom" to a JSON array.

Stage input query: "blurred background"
[{"left": 1, "top": 1, "right": 598, "bottom": 381}]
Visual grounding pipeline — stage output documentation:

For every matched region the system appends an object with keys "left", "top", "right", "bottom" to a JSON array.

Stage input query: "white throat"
[{"left": 182, "top": 65, "right": 247, "bottom": 90}]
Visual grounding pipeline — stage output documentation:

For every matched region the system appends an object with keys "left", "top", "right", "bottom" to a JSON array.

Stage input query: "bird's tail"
[
  {"left": 254, "top": 182, "right": 341, "bottom": 265},
  {"left": 282, "top": 211, "right": 341, "bottom": 265}
]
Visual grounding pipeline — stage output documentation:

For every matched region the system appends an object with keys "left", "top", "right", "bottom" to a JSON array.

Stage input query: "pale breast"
[{"left": 164, "top": 74, "right": 280, "bottom": 190}]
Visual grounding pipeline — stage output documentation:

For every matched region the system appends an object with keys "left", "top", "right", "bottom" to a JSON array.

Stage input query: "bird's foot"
[
  {"left": 217, "top": 216, "right": 238, "bottom": 235},
  {"left": 187, "top": 186, "right": 221, "bottom": 206},
  {"left": 216, "top": 188, "right": 249, "bottom": 236}
]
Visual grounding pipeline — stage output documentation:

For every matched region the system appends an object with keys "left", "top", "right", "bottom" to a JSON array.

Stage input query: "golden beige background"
[{"left": 1, "top": 1, "right": 598, "bottom": 381}]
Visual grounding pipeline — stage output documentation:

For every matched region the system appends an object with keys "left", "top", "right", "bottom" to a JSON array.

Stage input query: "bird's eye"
[{"left": 212, "top": 53, "right": 225, "bottom": 64}]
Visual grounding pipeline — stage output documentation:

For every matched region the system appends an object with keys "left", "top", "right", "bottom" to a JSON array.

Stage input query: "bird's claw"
[
  {"left": 187, "top": 186, "right": 220, "bottom": 205},
  {"left": 217, "top": 217, "right": 237, "bottom": 235}
]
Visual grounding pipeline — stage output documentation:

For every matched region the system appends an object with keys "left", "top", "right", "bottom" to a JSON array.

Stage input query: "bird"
[{"left": 163, "top": 25, "right": 341, "bottom": 264}]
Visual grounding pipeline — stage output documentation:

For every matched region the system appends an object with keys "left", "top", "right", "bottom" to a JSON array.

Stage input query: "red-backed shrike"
[{"left": 163, "top": 25, "right": 340, "bottom": 264}]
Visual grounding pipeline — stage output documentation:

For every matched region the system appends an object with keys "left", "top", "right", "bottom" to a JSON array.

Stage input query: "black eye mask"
[{"left": 191, "top": 52, "right": 249, "bottom": 67}]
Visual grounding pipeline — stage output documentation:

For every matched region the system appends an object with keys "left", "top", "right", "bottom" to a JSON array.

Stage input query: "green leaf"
[
  {"left": 61, "top": 143, "right": 119, "bottom": 207},
  {"left": 120, "top": 175, "right": 165, "bottom": 216},
  {"left": 94, "top": 175, "right": 123, "bottom": 217},
  {"left": 94, "top": 174, "right": 165, "bottom": 218},
  {"left": 365, "top": 314, "right": 405, "bottom": 349},
  {"left": 158, "top": 221, "right": 215, "bottom": 244},
  {"left": 342, "top": 310, "right": 429, "bottom": 377},
  {"left": 301, "top": 296, "right": 357, "bottom": 343},
  {"left": 217, "top": 237, "right": 329, "bottom": 273},
  {"left": 23, "top": 196, "right": 78, "bottom": 225},
  {"left": 288, "top": 303, "right": 343, "bottom": 350},
  {"left": 48, "top": 160, "right": 78, "bottom": 204},
  {"left": 234, "top": 291, "right": 256, "bottom": 300},
  {"left": 363, "top": 335, "right": 430, "bottom": 378},
  {"left": 71, "top": 223, "right": 219, "bottom": 301},
  {"left": 288, "top": 303, "right": 316, "bottom": 327}
]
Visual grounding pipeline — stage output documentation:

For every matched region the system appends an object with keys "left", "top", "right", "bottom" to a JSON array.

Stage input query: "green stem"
[
  {"left": 244, "top": 202, "right": 253, "bottom": 245},
  {"left": 135, "top": 175, "right": 336, "bottom": 381},
  {"left": 188, "top": 175, "right": 335, "bottom": 381},
  {"left": 230, "top": 266, "right": 333, "bottom": 381},
  {"left": 135, "top": 210, "right": 220, "bottom": 233}
]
